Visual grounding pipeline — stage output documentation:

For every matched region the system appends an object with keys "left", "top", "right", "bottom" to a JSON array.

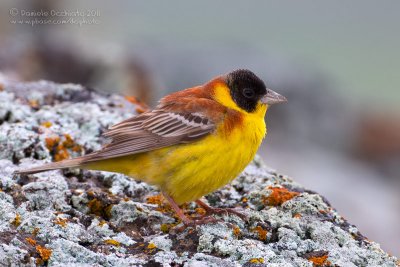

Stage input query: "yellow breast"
[{"left": 163, "top": 111, "right": 266, "bottom": 204}]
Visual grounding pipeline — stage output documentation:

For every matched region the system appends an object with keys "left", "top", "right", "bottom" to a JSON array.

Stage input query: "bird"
[{"left": 15, "top": 69, "right": 287, "bottom": 226}]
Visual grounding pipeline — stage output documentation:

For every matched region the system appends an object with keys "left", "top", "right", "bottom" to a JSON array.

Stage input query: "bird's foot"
[
  {"left": 196, "top": 200, "right": 247, "bottom": 220},
  {"left": 162, "top": 193, "right": 223, "bottom": 232}
]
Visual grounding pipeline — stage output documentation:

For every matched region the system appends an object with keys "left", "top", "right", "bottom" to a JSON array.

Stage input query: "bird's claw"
[{"left": 195, "top": 200, "right": 247, "bottom": 221}]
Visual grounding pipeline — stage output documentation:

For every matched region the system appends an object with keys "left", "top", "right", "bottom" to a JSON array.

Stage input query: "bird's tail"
[{"left": 14, "top": 157, "right": 85, "bottom": 175}]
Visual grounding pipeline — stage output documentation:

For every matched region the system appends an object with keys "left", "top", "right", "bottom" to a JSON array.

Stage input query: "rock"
[{"left": 0, "top": 79, "right": 398, "bottom": 267}]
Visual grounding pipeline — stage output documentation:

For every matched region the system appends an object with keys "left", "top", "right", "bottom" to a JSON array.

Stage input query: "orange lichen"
[
  {"left": 11, "top": 213, "right": 21, "bottom": 227},
  {"left": 72, "top": 144, "right": 82, "bottom": 152},
  {"left": 36, "top": 245, "right": 52, "bottom": 261},
  {"left": 147, "top": 194, "right": 175, "bottom": 213},
  {"left": 263, "top": 187, "right": 300, "bottom": 206},
  {"left": 124, "top": 96, "right": 139, "bottom": 104},
  {"left": 54, "top": 217, "right": 68, "bottom": 227},
  {"left": 54, "top": 145, "right": 69, "bottom": 161},
  {"left": 25, "top": 237, "right": 37, "bottom": 246},
  {"left": 241, "top": 197, "right": 248, "bottom": 203},
  {"left": 293, "top": 213, "right": 302, "bottom": 219},
  {"left": 45, "top": 136, "right": 60, "bottom": 150},
  {"left": 308, "top": 254, "right": 330, "bottom": 266},
  {"left": 305, "top": 251, "right": 331, "bottom": 266},
  {"left": 146, "top": 194, "right": 163, "bottom": 205},
  {"left": 252, "top": 226, "right": 268, "bottom": 241},
  {"left": 29, "top": 99, "right": 39, "bottom": 109},
  {"left": 125, "top": 96, "right": 150, "bottom": 114},
  {"left": 104, "top": 239, "right": 121, "bottom": 247},
  {"left": 233, "top": 226, "right": 241, "bottom": 237},
  {"left": 41, "top": 121, "right": 53, "bottom": 128},
  {"left": 249, "top": 258, "right": 264, "bottom": 264},
  {"left": 147, "top": 243, "right": 157, "bottom": 249},
  {"left": 146, "top": 194, "right": 180, "bottom": 217},
  {"left": 62, "top": 134, "right": 75, "bottom": 148},
  {"left": 135, "top": 106, "right": 147, "bottom": 114},
  {"left": 45, "top": 134, "right": 82, "bottom": 161},
  {"left": 195, "top": 207, "right": 206, "bottom": 216}
]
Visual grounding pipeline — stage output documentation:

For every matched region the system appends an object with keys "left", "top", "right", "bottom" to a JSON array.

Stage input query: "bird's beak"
[{"left": 261, "top": 89, "right": 287, "bottom": 105}]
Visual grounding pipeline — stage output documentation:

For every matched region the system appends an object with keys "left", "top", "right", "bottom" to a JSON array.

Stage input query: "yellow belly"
[{"left": 87, "top": 112, "right": 266, "bottom": 204}]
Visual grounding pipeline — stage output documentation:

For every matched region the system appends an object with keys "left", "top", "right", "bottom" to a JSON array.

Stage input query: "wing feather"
[{"left": 81, "top": 109, "right": 215, "bottom": 163}]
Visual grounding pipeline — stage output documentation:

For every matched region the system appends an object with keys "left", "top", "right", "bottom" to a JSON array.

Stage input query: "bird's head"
[
  {"left": 226, "top": 69, "right": 287, "bottom": 113},
  {"left": 214, "top": 69, "right": 287, "bottom": 116}
]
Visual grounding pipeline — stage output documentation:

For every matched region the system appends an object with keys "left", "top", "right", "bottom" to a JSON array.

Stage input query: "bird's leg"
[
  {"left": 195, "top": 199, "right": 247, "bottom": 220},
  {"left": 162, "top": 193, "right": 218, "bottom": 227},
  {"left": 162, "top": 193, "right": 192, "bottom": 225}
]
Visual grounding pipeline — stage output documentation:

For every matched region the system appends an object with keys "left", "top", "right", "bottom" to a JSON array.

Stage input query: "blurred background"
[{"left": 0, "top": 0, "right": 399, "bottom": 256}]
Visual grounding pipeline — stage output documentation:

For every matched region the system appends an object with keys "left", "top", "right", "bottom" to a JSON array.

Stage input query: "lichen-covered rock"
[{"left": 0, "top": 80, "right": 398, "bottom": 267}]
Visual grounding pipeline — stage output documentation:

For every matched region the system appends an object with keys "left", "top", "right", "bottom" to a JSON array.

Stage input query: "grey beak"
[{"left": 261, "top": 88, "right": 287, "bottom": 105}]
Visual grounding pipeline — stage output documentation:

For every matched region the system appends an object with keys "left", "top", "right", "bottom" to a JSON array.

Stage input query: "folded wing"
[{"left": 81, "top": 109, "right": 215, "bottom": 163}]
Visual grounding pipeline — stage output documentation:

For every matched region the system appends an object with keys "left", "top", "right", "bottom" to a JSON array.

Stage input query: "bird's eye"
[{"left": 242, "top": 88, "right": 255, "bottom": 98}]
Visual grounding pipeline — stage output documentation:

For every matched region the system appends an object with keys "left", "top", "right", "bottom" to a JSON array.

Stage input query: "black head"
[{"left": 225, "top": 69, "right": 267, "bottom": 113}]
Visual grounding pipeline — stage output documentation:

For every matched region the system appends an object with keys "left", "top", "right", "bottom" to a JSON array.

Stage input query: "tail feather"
[{"left": 14, "top": 157, "right": 85, "bottom": 175}]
